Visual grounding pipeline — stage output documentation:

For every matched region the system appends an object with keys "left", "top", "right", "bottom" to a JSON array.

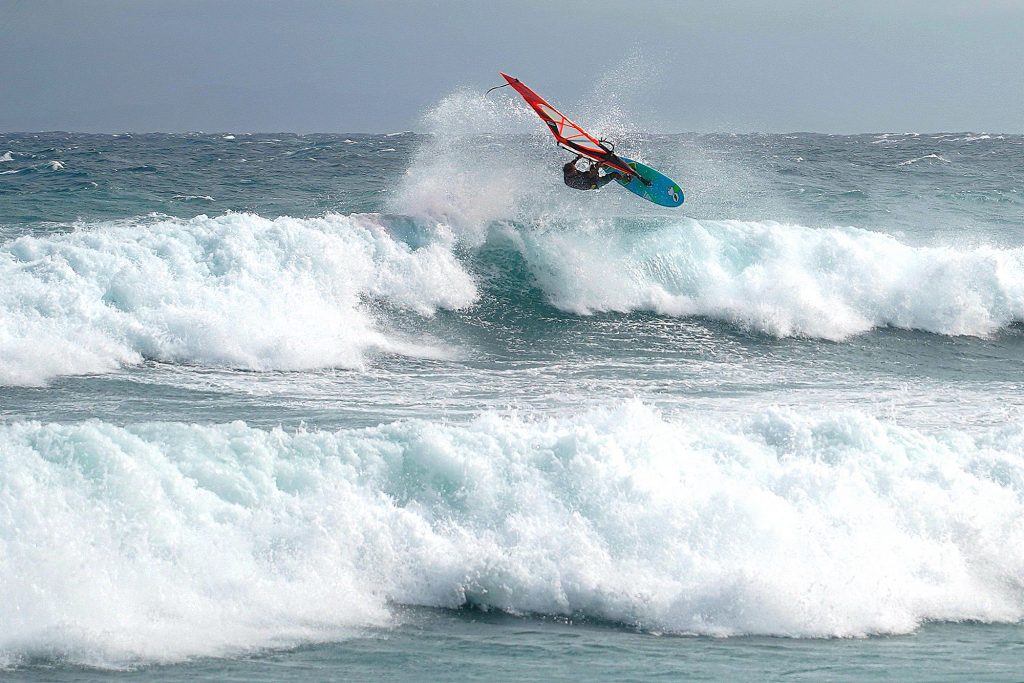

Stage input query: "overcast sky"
[{"left": 2, "top": 0, "right": 1022, "bottom": 133}]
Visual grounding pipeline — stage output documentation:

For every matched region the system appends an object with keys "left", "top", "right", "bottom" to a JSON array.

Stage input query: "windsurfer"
[{"left": 562, "top": 155, "right": 621, "bottom": 190}]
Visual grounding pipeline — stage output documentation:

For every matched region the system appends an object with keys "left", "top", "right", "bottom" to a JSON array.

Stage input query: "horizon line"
[{"left": 1, "top": 129, "right": 1019, "bottom": 137}]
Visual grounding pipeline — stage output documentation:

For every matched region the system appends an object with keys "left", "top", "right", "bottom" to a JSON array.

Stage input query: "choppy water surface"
[{"left": 1, "top": 100, "right": 1022, "bottom": 680}]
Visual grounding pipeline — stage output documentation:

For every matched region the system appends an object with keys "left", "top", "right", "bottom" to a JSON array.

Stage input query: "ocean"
[{"left": 1, "top": 93, "right": 1023, "bottom": 680}]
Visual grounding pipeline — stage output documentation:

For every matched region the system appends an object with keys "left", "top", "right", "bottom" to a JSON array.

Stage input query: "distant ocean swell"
[
  {"left": 3, "top": 212, "right": 1024, "bottom": 386},
  {"left": 1, "top": 403, "right": 1022, "bottom": 668}
]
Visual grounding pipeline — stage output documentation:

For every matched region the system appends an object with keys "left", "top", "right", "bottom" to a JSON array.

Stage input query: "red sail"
[{"left": 500, "top": 72, "right": 633, "bottom": 177}]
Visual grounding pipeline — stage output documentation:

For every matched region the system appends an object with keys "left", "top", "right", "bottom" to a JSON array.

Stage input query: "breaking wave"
[
  {"left": 393, "top": 89, "right": 1024, "bottom": 340},
  {"left": 0, "top": 212, "right": 476, "bottom": 386},
  {"left": 2, "top": 403, "right": 1022, "bottom": 667},
  {"left": 4, "top": 210, "right": 1024, "bottom": 387},
  {"left": 504, "top": 218, "right": 1024, "bottom": 339}
]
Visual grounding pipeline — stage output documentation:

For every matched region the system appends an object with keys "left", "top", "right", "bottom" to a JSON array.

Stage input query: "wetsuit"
[{"left": 563, "top": 160, "right": 619, "bottom": 190}]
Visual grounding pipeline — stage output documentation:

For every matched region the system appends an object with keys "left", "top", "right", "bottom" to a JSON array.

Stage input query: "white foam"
[
  {"left": 897, "top": 153, "right": 951, "bottom": 166},
  {"left": 510, "top": 219, "right": 1024, "bottom": 339},
  {"left": 0, "top": 213, "right": 477, "bottom": 386},
  {"left": 390, "top": 89, "right": 601, "bottom": 242},
  {"left": 1, "top": 404, "right": 1022, "bottom": 667},
  {"left": 0, "top": 151, "right": 13, "bottom": 162},
  {"left": 47, "top": 160, "right": 65, "bottom": 170}
]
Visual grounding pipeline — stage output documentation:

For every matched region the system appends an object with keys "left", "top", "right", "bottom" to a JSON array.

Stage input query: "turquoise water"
[
  {"left": 2, "top": 98, "right": 1023, "bottom": 679},
  {"left": 6, "top": 614, "right": 1022, "bottom": 681}
]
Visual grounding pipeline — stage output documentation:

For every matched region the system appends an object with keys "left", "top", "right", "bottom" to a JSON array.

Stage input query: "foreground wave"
[
  {"left": 2, "top": 403, "right": 1022, "bottom": 667},
  {"left": 3, "top": 211, "right": 1024, "bottom": 385}
]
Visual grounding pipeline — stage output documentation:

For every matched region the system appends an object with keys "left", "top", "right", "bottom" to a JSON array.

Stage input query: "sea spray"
[{"left": 388, "top": 86, "right": 687, "bottom": 236}]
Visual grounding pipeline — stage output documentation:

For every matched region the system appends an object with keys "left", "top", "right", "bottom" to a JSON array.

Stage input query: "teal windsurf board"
[{"left": 614, "top": 157, "right": 684, "bottom": 207}]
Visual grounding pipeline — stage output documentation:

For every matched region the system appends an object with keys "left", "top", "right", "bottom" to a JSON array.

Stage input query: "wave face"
[
  {"left": 0, "top": 213, "right": 477, "bottom": 386},
  {"left": 2, "top": 404, "right": 1023, "bottom": 667}
]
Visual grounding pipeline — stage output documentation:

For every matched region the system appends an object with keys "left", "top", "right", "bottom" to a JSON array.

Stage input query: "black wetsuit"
[{"left": 563, "top": 162, "right": 618, "bottom": 190}]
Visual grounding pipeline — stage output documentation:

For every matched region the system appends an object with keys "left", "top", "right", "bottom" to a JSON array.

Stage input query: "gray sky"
[{"left": 2, "top": 0, "right": 1022, "bottom": 133}]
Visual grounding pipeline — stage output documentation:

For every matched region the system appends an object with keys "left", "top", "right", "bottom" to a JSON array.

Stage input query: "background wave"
[
  {"left": 5, "top": 209, "right": 1024, "bottom": 387},
  {"left": 0, "top": 212, "right": 476, "bottom": 386},
  {"left": 496, "top": 218, "right": 1024, "bottom": 339}
]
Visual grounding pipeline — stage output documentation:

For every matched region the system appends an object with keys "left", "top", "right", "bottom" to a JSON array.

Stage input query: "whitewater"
[
  {"left": 4, "top": 212, "right": 1024, "bottom": 388},
  {"left": 1, "top": 99, "right": 1023, "bottom": 679},
  {"left": 3, "top": 405, "right": 1023, "bottom": 668}
]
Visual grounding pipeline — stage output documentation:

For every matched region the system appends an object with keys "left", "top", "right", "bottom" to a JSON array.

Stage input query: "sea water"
[{"left": 1, "top": 96, "right": 1023, "bottom": 680}]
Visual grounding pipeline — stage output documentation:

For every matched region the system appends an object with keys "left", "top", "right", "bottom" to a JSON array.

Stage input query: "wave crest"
[
  {"left": 0, "top": 212, "right": 477, "bottom": 386},
  {"left": 512, "top": 219, "right": 1024, "bottom": 339}
]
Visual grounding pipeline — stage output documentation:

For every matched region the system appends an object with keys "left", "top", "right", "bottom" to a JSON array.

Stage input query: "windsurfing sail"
[{"left": 499, "top": 72, "right": 635, "bottom": 178}]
